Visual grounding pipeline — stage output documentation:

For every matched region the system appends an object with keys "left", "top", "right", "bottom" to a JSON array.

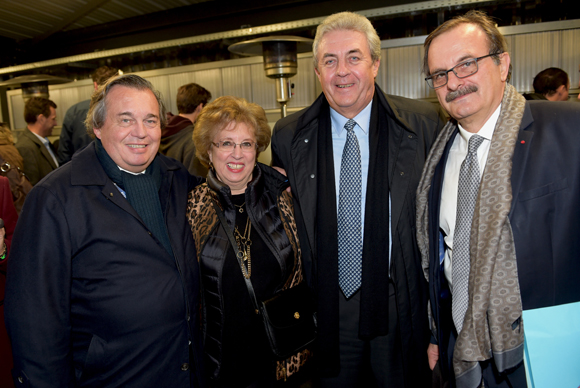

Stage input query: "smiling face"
[
  {"left": 208, "top": 121, "right": 257, "bottom": 195},
  {"left": 315, "top": 29, "right": 379, "bottom": 119},
  {"left": 427, "top": 23, "right": 510, "bottom": 133},
  {"left": 93, "top": 85, "right": 161, "bottom": 173}
]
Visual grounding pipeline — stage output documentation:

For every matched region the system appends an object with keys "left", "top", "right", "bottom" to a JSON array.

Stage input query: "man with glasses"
[
  {"left": 272, "top": 11, "right": 446, "bottom": 388},
  {"left": 416, "top": 10, "right": 580, "bottom": 388}
]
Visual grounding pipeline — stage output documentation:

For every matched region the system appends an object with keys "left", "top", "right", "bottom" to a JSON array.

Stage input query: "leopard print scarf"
[{"left": 416, "top": 83, "right": 525, "bottom": 387}]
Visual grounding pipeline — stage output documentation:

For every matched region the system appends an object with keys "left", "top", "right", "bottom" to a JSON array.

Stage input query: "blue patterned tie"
[
  {"left": 338, "top": 119, "right": 363, "bottom": 298},
  {"left": 452, "top": 134, "right": 484, "bottom": 333}
]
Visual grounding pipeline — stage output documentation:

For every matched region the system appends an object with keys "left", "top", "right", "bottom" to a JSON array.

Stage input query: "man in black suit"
[
  {"left": 416, "top": 10, "right": 580, "bottom": 388},
  {"left": 272, "top": 11, "right": 446, "bottom": 387}
]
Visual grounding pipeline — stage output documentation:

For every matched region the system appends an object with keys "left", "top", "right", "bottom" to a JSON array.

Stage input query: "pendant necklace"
[{"left": 234, "top": 218, "right": 252, "bottom": 278}]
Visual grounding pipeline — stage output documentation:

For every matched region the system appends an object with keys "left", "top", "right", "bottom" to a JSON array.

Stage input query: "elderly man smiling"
[
  {"left": 416, "top": 10, "right": 580, "bottom": 388},
  {"left": 5, "top": 74, "right": 203, "bottom": 388},
  {"left": 272, "top": 11, "right": 446, "bottom": 388}
]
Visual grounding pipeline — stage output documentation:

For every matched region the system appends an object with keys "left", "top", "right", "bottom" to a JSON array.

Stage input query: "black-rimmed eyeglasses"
[{"left": 425, "top": 53, "right": 503, "bottom": 89}]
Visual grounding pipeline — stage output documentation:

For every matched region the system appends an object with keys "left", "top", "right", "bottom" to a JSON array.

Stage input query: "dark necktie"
[
  {"left": 452, "top": 134, "right": 484, "bottom": 333},
  {"left": 338, "top": 119, "right": 363, "bottom": 298}
]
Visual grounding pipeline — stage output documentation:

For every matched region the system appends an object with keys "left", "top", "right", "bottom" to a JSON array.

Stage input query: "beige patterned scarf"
[{"left": 416, "top": 83, "right": 525, "bottom": 387}]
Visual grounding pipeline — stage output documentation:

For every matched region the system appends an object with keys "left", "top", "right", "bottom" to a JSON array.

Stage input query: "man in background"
[
  {"left": 160, "top": 82, "right": 211, "bottom": 177},
  {"left": 523, "top": 67, "right": 569, "bottom": 101},
  {"left": 57, "top": 66, "right": 119, "bottom": 164},
  {"left": 16, "top": 97, "right": 58, "bottom": 185}
]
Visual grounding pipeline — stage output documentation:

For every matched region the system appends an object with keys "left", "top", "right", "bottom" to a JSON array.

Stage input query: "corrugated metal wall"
[{"left": 7, "top": 23, "right": 580, "bottom": 134}]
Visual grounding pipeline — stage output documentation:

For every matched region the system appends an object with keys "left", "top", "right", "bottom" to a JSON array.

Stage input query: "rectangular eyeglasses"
[
  {"left": 212, "top": 140, "right": 257, "bottom": 152},
  {"left": 425, "top": 53, "right": 502, "bottom": 89}
]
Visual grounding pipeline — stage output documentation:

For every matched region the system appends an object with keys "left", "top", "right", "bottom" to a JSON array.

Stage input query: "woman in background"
[{"left": 0, "top": 123, "right": 31, "bottom": 213}]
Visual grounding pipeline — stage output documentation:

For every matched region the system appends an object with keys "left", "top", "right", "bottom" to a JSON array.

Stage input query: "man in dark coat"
[
  {"left": 16, "top": 97, "right": 59, "bottom": 185},
  {"left": 271, "top": 11, "right": 446, "bottom": 388},
  {"left": 57, "top": 66, "right": 119, "bottom": 164},
  {"left": 159, "top": 82, "right": 211, "bottom": 177},
  {"left": 416, "top": 10, "right": 580, "bottom": 388},
  {"left": 5, "top": 74, "right": 204, "bottom": 388}
]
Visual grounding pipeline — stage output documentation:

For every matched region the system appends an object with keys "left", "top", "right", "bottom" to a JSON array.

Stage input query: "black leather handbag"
[
  {"left": 260, "top": 281, "right": 316, "bottom": 358},
  {"left": 212, "top": 201, "right": 317, "bottom": 359}
]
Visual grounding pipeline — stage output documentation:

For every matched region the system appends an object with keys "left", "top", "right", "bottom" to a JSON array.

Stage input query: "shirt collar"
[
  {"left": 30, "top": 130, "right": 49, "bottom": 145},
  {"left": 330, "top": 99, "right": 373, "bottom": 136},
  {"left": 457, "top": 103, "right": 501, "bottom": 143},
  {"left": 118, "top": 166, "right": 146, "bottom": 175}
]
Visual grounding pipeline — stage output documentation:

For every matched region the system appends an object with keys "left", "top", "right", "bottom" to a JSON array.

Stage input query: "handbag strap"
[{"left": 211, "top": 200, "right": 261, "bottom": 314}]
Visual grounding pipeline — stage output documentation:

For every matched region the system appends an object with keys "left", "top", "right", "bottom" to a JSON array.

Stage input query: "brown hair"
[
  {"left": 177, "top": 83, "right": 212, "bottom": 114},
  {"left": 193, "top": 96, "right": 270, "bottom": 167},
  {"left": 24, "top": 97, "right": 57, "bottom": 124},
  {"left": 423, "top": 10, "right": 511, "bottom": 82},
  {"left": 92, "top": 66, "right": 120, "bottom": 86}
]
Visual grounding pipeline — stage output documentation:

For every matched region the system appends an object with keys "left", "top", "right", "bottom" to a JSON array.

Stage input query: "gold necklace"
[
  {"left": 233, "top": 218, "right": 252, "bottom": 278},
  {"left": 234, "top": 202, "right": 246, "bottom": 213}
]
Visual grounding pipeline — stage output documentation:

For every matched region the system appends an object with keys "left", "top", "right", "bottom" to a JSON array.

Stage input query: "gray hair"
[
  {"left": 85, "top": 74, "right": 167, "bottom": 137},
  {"left": 313, "top": 12, "right": 381, "bottom": 69}
]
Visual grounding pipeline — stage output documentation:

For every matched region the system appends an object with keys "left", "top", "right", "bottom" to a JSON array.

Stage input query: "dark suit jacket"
[
  {"left": 426, "top": 100, "right": 580, "bottom": 385},
  {"left": 271, "top": 85, "right": 446, "bottom": 384},
  {"left": 57, "top": 99, "right": 92, "bottom": 165},
  {"left": 15, "top": 128, "right": 58, "bottom": 185},
  {"left": 5, "top": 143, "right": 204, "bottom": 388}
]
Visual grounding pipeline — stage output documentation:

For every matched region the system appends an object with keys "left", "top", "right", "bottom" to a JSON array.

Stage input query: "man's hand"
[{"left": 427, "top": 343, "right": 439, "bottom": 370}]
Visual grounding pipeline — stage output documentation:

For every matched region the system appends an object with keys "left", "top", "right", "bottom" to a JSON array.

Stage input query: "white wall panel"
[
  {"left": 384, "top": 45, "right": 427, "bottom": 99},
  {"left": 190, "top": 69, "right": 223, "bottom": 99},
  {"left": 221, "top": 66, "right": 252, "bottom": 101},
  {"left": 287, "top": 57, "right": 317, "bottom": 108},
  {"left": 511, "top": 31, "right": 562, "bottom": 93},
  {"left": 147, "top": 75, "right": 172, "bottom": 112},
  {"left": 561, "top": 29, "right": 580, "bottom": 80},
  {"left": 250, "top": 63, "right": 277, "bottom": 110},
  {"left": 166, "top": 72, "right": 197, "bottom": 113}
]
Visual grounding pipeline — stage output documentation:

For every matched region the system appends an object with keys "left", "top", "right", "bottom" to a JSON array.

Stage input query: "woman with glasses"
[{"left": 187, "top": 96, "right": 311, "bottom": 387}]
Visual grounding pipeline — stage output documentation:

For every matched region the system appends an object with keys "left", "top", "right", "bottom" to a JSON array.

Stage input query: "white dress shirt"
[{"left": 440, "top": 104, "right": 502, "bottom": 287}]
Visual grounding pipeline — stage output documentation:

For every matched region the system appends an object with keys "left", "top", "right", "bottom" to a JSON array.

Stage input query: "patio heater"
[{"left": 228, "top": 36, "right": 313, "bottom": 118}]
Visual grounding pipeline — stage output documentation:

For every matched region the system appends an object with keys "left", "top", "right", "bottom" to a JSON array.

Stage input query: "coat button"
[
  {"left": 17, "top": 376, "right": 24, "bottom": 384},
  {"left": 304, "top": 139, "right": 309, "bottom": 143},
  {"left": 400, "top": 171, "right": 404, "bottom": 176},
  {"left": 181, "top": 363, "right": 189, "bottom": 371},
  {"left": 310, "top": 174, "right": 315, "bottom": 179}
]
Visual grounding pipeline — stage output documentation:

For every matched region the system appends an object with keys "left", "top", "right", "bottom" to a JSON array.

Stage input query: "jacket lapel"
[
  {"left": 25, "top": 130, "right": 57, "bottom": 169},
  {"left": 289, "top": 97, "right": 326, "bottom": 252},
  {"left": 509, "top": 103, "right": 534, "bottom": 216},
  {"left": 381, "top": 93, "right": 418, "bottom": 237}
]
